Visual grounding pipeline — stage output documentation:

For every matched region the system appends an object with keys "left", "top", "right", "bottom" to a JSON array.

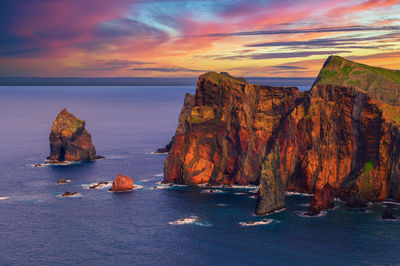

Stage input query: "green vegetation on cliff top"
[
  {"left": 202, "top": 72, "right": 247, "bottom": 86},
  {"left": 314, "top": 55, "right": 400, "bottom": 105}
]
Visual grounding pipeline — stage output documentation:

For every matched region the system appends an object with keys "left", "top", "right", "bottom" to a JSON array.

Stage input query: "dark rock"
[
  {"left": 61, "top": 191, "right": 78, "bottom": 197},
  {"left": 346, "top": 193, "right": 368, "bottom": 208},
  {"left": 382, "top": 210, "right": 396, "bottom": 219},
  {"left": 156, "top": 137, "right": 174, "bottom": 153},
  {"left": 57, "top": 179, "right": 70, "bottom": 184}
]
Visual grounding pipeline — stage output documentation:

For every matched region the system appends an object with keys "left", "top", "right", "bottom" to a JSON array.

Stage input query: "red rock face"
[
  {"left": 110, "top": 174, "right": 134, "bottom": 192},
  {"left": 272, "top": 85, "right": 400, "bottom": 202},
  {"left": 308, "top": 183, "right": 334, "bottom": 215},
  {"left": 164, "top": 72, "right": 303, "bottom": 185},
  {"left": 49, "top": 109, "right": 97, "bottom": 161},
  {"left": 164, "top": 72, "right": 400, "bottom": 214}
]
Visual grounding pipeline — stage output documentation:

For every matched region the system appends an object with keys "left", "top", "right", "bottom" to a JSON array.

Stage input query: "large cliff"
[{"left": 163, "top": 57, "right": 400, "bottom": 215}]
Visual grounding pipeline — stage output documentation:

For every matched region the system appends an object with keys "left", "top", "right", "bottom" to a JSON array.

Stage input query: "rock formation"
[
  {"left": 49, "top": 109, "right": 99, "bottom": 162},
  {"left": 307, "top": 183, "right": 334, "bottom": 216},
  {"left": 163, "top": 56, "right": 400, "bottom": 215},
  {"left": 109, "top": 174, "right": 134, "bottom": 192},
  {"left": 381, "top": 210, "right": 396, "bottom": 219},
  {"left": 156, "top": 137, "right": 174, "bottom": 153}
]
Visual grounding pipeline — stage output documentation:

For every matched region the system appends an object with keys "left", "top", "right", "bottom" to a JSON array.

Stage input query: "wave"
[
  {"left": 285, "top": 191, "right": 313, "bottom": 196},
  {"left": 382, "top": 200, "right": 400, "bottom": 206},
  {"left": 239, "top": 219, "right": 278, "bottom": 226},
  {"left": 300, "top": 203, "right": 310, "bottom": 207},
  {"left": 168, "top": 216, "right": 211, "bottom": 226},
  {"left": 248, "top": 195, "right": 257, "bottom": 199},
  {"left": 197, "top": 183, "right": 258, "bottom": 189},
  {"left": 0, "top": 197, "right": 10, "bottom": 200},
  {"left": 253, "top": 208, "right": 286, "bottom": 217},
  {"left": 234, "top": 192, "right": 247, "bottom": 195},
  {"left": 82, "top": 181, "right": 112, "bottom": 190},
  {"left": 296, "top": 210, "right": 327, "bottom": 218},
  {"left": 149, "top": 152, "right": 168, "bottom": 155},
  {"left": 200, "top": 189, "right": 225, "bottom": 194},
  {"left": 215, "top": 203, "right": 228, "bottom": 207},
  {"left": 154, "top": 173, "right": 164, "bottom": 177},
  {"left": 249, "top": 189, "right": 259, "bottom": 193}
]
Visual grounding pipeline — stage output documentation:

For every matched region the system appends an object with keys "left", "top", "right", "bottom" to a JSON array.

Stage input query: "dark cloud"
[
  {"left": 193, "top": 26, "right": 400, "bottom": 38},
  {"left": 211, "top": 50, "right": 351, "bottom": 60},
  {"left": 271, "top": 65, "right": 307, "bottom": 70},
  {"left": 130, "top": 67, "right": 207, "bottom": 72},
  {"left": 246, "top": 33, "right": 399, "bottom": 49}
]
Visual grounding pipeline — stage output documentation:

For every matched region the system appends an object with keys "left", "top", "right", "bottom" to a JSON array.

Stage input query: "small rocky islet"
[{"left": 48, "top": 108, "right": 103, "bottom": 163}]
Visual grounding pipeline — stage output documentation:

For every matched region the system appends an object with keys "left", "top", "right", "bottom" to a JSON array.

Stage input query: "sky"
[{"left": 0, "top": 0, "right": 399, "bottom": 78}]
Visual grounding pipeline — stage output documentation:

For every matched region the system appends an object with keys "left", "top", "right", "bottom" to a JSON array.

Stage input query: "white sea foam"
[
  {"left": 253, "top": 208, "right": 286, "bottom": 217},
  {"left": 82, "top": 181, "right": 112, "bottom": 190},
  {"left": 154, "top": 173, "right": 164, "bottom": 177},
  {"left": 239, "top": 219, "right": 277, "bottom": 226},
  {"left": 149, "top": 152, "right": 168, "bottom": 155},
  {"left": 0, "top": 197, "right": 10, "bottom": 200},
  {"left": 249, "top": 189, "right": 259, "bottom": 193},
  {"left": 133, "top": 184, "right": 143, "bottom": 189},
  {"left": 56, "top": 179, "right": 71, "bottom": 185},
  {"left": 196, "top": 183, "right": 258, "bottom": 189},
  {"left": 168, "top": 216, "right": 211, "bottom": 226},
  {"left": 296, "top": 210, "right": 327, "bottom": 218},
  {"left": 200, "top": 189, "right": 225, "bottom": 194},
  {"left": 248, "top": 195, "right": 257, "bottom": 199},
  {"left": 285, "top": 191, "right": 313, "bottom": 196},
  {"left": 215, "top": 203, "right": 228, "bottom": 207},
  {"left": 234, "top": 192, "right": 247, "bottom": 195},
  {"left": 382, "top": 201, "right": 400, "bottom": 206},
  {"left": 300, "top": 203, "right": 310, "bottom": 207}
]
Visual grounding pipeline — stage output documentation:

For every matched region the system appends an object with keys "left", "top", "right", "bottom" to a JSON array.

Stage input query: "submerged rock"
[
  {"left": 57, "top": 179, "right": 70, "bottom": 184},
  {"left": 109, "top": 174, "right": 134, "bottom": 192},
  {"left": 346, "top": 193, "right": 368, "bottom": 208},
  {"left": 49, "top": 108, "right": 100, "bottom": 162},
  {"left": 307, "top": 183, "right": 334, "bottom": 216},
  {"left": 381, "top": 210, "right": 396, "bottom": 219},
  {"left": 61, "top": 191, "right": 78, "bottom": 197}
]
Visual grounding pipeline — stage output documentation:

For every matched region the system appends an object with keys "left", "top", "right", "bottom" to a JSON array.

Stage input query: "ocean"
[{"left": 0, "top": 85, "right": 399, "bottom": 265}]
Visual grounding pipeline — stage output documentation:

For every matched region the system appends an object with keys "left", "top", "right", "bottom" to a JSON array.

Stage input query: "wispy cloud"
[
  {"left": 130, "top": 67, "right": 208, "bottom": 72},
  {"left": 192, "top": 26, "right": 400, "bottom": 38}
]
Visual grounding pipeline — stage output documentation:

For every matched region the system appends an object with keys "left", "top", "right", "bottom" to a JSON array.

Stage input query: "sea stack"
[
  {"left": 49, "top": 108, "right": 98, "bottom": 162},
  {"left": 109, "top": 174, "right": 134, "bottom": 192},
  {"left": 307, "top": 183, "right": 334, "bottom": 216}
]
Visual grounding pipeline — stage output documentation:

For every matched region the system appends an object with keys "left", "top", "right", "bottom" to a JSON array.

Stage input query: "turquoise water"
[{"left": 0, "top": 85, "right": 399, "bottom": 265}]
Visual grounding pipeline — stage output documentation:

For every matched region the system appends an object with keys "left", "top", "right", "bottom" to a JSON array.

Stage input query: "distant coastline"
[{"left": 0, "top": 77, "right": 314, "bottom": 87}]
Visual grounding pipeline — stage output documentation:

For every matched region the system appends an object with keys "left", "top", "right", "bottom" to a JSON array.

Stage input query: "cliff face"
[
  {"left": 164, "top": 72, "right": 303, "bottom": 185},
  {"left": 164, "top": 57, "right": 400, "bottom": 215},
  {"left": 49, "top": 109, "right": 97, "bottom": 161}
]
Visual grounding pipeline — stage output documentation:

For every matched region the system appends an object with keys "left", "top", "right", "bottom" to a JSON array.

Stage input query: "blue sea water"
[{"left": 0, "top": 85, "right": 399, "bottom": 265}]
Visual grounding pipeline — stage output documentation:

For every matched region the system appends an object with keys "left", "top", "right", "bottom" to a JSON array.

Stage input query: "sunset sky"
[{"left": 0, "top": 0, "right": 399, "bottom": 78}]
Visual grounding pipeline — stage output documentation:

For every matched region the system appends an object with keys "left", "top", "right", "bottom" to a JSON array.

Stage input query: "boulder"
[{"left": 109, "top": 174, "right": 134, "bottom": 192}]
